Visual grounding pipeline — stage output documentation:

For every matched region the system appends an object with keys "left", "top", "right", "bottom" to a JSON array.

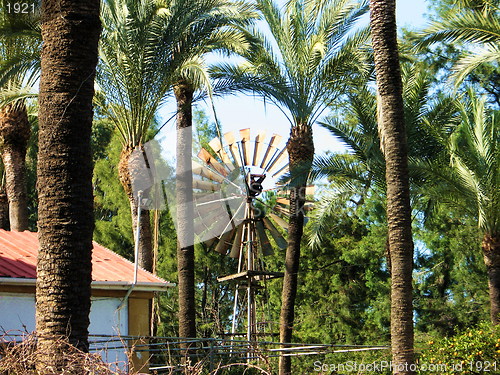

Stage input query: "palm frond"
[
  {"left": 418, "top": 10, "right": 500, "bottom": 46},
  {"left": 451, "top": 44, "right": 500, "bottom": 85},
  {"left": 211, "top": 0, "right": 368, "bottom": 128},
  {"left": 99, "top": 0, "right": 257, "bottom": 147}
]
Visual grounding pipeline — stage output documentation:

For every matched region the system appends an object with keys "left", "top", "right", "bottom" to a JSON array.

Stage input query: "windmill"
[{"left": 191, "top": 128, "right": 314, "bottom": 342}]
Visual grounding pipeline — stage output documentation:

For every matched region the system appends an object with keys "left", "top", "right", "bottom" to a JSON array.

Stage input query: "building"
[{"left": 0, "top": 229, "right": 174, "bottom": 373}]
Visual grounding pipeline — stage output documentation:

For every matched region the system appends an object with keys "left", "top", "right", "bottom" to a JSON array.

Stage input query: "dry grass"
[
  {"left": 0, "top": 332, "right": 272, "bottom": 374},
  {"left": 0, "top": 332, "right": 127, "bottom": 375}
]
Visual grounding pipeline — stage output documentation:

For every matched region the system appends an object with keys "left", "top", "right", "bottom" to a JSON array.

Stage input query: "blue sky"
[{"left": 158, "top": 0, "right": 430, "bottom": 155}]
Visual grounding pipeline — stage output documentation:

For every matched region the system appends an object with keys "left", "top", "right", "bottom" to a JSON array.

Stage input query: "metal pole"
[
  {"left": 133, "top": 191, "right": 143, "bottom": 285},
  {"left": 231, "top": 205, "right": 248, "bottom": 340},
  {"left": 246, "top": 200, "right": 253, "bottom": 343},
  {"left": 117, "top": 190, "right": 142, "bottom": 312}
]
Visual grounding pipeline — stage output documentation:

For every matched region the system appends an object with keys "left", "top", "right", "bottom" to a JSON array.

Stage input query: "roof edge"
[
  {"left": 92, "top": 280, "right": 175, "bottom": 291},
  {"left": 0, "top": 278, "right": 175, "bottom": 291}
]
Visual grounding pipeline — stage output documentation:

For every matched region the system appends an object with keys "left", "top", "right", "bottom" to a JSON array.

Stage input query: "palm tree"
[
  {"left": 212, "top": 0, "right": 369, "bottom": 372},
  {"left": 417, "top": 0, "right": 500, "bottom": 85},
  {"left": 425, "top": 92, "right": 499, "bottom": 324},
  {"left": 0, "top": 4, "right": 40, "bottom": 231},
  {"left": 169, "top": 1, "right": 255, "bottom": 341},
  {"left": 309, "top": 63, "right": 457, "bottom": 246},
  {"left": 369, "top": 0, "right": 415, "bottom": 373},
  {"left": 35, "top": 0, "right": 100, "bottom": 372}
]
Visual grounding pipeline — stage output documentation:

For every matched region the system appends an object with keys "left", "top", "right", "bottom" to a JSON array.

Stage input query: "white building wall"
[
  {"left": 89, "top": 296, "right": 129, "bottom": 370},
  {"left": 0, "top": 292, "right": 129, "bottom": 370}
]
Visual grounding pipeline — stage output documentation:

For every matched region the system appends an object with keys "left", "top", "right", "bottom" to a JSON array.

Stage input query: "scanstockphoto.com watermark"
[{"left": 313, "top": 360, "right": 499, "bottom": 373}]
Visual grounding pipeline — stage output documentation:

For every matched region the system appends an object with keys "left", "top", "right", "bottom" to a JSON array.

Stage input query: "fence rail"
[{"left": 2, "top": 332, "right": 390, "bottom": 373}]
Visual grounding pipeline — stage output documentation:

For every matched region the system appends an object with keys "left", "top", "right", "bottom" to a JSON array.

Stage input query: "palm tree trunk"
[
  {"left": 279, "top": 124, "right": 314, "bottom": 375},
  {"left": 369, "top": 1, "right": 415, "bottom": 374},
  {"left": 174, "top": 80, "right": 197, "bottom": 341},
  {"left": 482, "top": 233, "right": 500, "bottom": 324},
  {"left": 0, "top": 102, "right": 30, "bottom": 231},
  {"left": 0, "top": 182, "right": 9, "bottom": 230},
  {"left": 118, "top": 147, "right": 154, "bottom": 272},
  {"left": 35, "top": 1, "right": 100, "bottom": 373}
]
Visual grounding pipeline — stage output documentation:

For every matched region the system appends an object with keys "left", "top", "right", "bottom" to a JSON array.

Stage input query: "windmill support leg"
[
  {"left": 247, "top": 278, "right": 252, "bottom": 343},
  {"left": 230, "top": 284, "right": 239, "bottom": 354}
]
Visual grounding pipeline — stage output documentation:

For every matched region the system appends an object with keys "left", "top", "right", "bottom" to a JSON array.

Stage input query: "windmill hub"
[{"left": 249, "top": 174, "right": 266, "bottom": 197}]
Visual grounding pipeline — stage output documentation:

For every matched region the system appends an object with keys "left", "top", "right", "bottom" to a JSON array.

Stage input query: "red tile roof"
[{"left": 0, "top": 229, "right": 169, "bottom": 285}]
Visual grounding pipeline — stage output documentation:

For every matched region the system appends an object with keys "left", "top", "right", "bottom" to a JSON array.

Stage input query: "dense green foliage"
[{"left": 419, "top": 322, "right": 500, "bottom": 374}]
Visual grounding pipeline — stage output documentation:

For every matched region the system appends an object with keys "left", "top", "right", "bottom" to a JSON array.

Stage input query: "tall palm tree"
[
  {"left": 369, "top": 0, "right": 415, "bottom": 373},
  {"left": 309, "top": 63, "right": 457, "bottom": 246},
  {"left": 212, "top": 0, "right": 369, "bottom": 372},
  {"left": 417, "top": 0, "right": 500, "bottom": 85},
  {"left": 169, "top": 1, "right": 255, "bottom": 340},
  {"left": 0, "top": 4, "right": 40, "bottom": 231},
  {"left": 35, "top": 0, "right": 100, "bottom": 372},
  {"left": 425, "top": 92, "right": 499, "bottom": 324}
]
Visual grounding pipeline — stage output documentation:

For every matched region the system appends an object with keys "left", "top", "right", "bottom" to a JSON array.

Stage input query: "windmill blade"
[
  {"left": 195, "top": 216, "right": 233, "bottom": 243},
  {"left": 194, "top": 206, "right": 228, "bottom": 230},
  {"left": 194, "top": 195, "right": 244, "bottom": 217},
  {"left": 305, "top": 185, "right": 316, "bottom": 196},
  {"left": 194, "top": 194, "right": 244, "bottom": 210},
  {"left": 209, "top": 137, "right": 235, "bottom": 171},
  {"left": 260, "top": 134, "right": 282, "bottom": 169},
  {"left": 204, "top": 237, "right": 217, "bottom": 248},
  {"left": 269, "top": 212, "right": 289, "bottom": 231},
  {"left": 192, "top": 160, "right": 224, "bottom": 183},
  {"left": 265, "top": 146, "right": 288, "bottom": 173},
  {"left": 276, "top": 185, "right": 316, "bottom": 197},
  {"left": 194, "top": 191, "right": 222, "bottom": 205},
  {"left": 274, "top": 205, "right": 290, "bottom": 216},
  {"left": 256, "top": 220, "right": 274, "bottom": 256},
  {"left": 275, "top": 196, "right": 313, "bottom": 213},
  {"left": 198, "top": 148, "right": 228, "bottom": 176},
  {"left": 214, "top": 229, "right": 235, "bottom": 255},
  {"left": 275, "top": 196, "right": 291, "bottom": 216},
  {"left": 253, "top": 131, "right": 266, "bottom": 166},
  {"left": 276, "top": 197, "right": 290, "bottom": 206},
  {"left": 263, "top": 217, "right": 287, "bottom": 250},
  {"left": 197, "top": 195, "right": 246, "bottom": 242},
  {"left": 193, "top": 178, "right": 221, "bottom": 192},
  {"left": 229, "top": 224, "right": 244, "bottom": 258},
  {"left": 272, "top": 164, "right": 289, "bottom": 179},
  {"left": 194, "top": 200, "right": 223, "bottom": 217},
  {"left": 224, "top": 131, "right": 242, "bottom": 167},
  {"left": 239, "top": 128, "right": 251, "bottom": 166}
]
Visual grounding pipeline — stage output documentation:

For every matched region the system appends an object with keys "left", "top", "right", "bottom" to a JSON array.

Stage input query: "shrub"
[{"left": 418, "top": 322, "right": 500, "bottom": 374}]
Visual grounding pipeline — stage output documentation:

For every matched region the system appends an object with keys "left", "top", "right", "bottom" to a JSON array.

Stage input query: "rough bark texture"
[
  {"left": 0, "top": 103, "right": 30, "bottom": 231},
  {"left": 482, "top": 233, "right": 500, "bottom": 324},
  {"left": 0, "top": 184, "right": 9, "bottom": 230},
  {"left": 118, "top": 147, "right": 154, "bottom": 273},
  {"left": 35, "top": 1, "right": 100, "bottom": 373},
  {"left": 174, "top": 81, "right": 197, "bottom": 341},
  {"left": 279, "top": 124, "right": 314, "bottom": 375},
  {"left": 369, "top": 1, "right": 415, "bottom": 374}
]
